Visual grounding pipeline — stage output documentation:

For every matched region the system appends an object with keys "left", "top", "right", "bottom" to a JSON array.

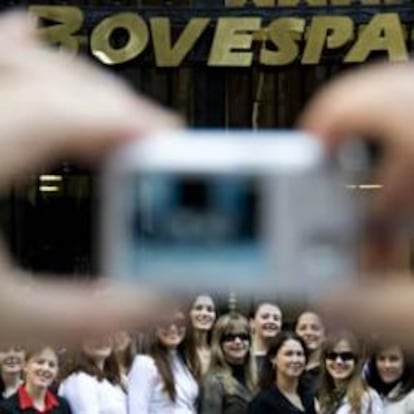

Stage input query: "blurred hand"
[
  {"left": 301, "top": 63, "right": 414, "bottom": 346},
  {"left": 301, "top": 62, "right": 414, "bottom": 220},
  {"left": 319, "top": 279, "right": 414, "bottom": 349},
  {"left": 0, "top": 12, "right": 180, "bottom": 343}
]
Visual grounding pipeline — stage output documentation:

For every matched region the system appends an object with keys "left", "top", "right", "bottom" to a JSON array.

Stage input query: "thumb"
[{"left": 0, "top": 11, "right": 37, "bottom": 53}]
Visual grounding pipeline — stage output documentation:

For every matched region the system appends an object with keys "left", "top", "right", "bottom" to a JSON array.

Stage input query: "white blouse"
[
  {"left": 383, "top": 387, "right": 414, "bottom": 414},
  {"left": 128, "top": 353, "right": 199, "bottom": 414},
  {"left": 59, "top": 372, "right": 127, "bottom": 414},
  {"left": 335, "top": 388, "right": 384, "bottom": 414}
]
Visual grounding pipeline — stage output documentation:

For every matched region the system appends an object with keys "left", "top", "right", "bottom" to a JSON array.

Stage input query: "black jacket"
[
  {"left": 0, "top": 392, "right": 72, "bottom": 414},
  {"left": 200, "top": 372, "right": 254, "bottom": 414},
  {"left": 248, "top": 385, "right": 316, "bottom": 414}
]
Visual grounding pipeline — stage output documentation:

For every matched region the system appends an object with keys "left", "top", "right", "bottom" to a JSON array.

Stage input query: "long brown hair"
[
  {"left": 60, "top": 346, "right": 121, "bottom": 386},
  {"left": 150, "top": 311, "right": 201, "bottom": 402},
  {"left": 113, "top": 331, "right": 136, "bottom": 374},
  {"left": 207, "top": 313, "right": 257, "bottom": 395},
  {"left": 319, "top": 331, "right": 368, "bottom": 414}
]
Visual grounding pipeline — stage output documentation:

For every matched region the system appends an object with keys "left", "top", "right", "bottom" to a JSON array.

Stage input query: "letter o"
[{"left": 91, "top": 12, "right": 149, "bottom": 65}]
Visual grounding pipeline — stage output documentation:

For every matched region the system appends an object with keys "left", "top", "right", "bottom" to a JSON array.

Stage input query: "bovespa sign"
[{"left": 28, "top": 5, "right": 410, "bottom": 67}]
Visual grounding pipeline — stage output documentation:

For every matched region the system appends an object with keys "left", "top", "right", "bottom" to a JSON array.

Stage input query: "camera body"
[{"left": 101, "top": 130, "right": 360, "bottom": 300}]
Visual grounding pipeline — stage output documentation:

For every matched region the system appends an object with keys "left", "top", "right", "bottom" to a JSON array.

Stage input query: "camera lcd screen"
[
  {"left": 119, "top": 173, "right": 268, "bottom": 285},
  {"left": 102, "top": 134, "right": 361, "bottom": 297}
]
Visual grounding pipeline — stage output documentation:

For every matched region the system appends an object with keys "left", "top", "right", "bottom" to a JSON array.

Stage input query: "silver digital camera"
[{"left": 101, "top": 130, "right": 361, "bottom": 300}]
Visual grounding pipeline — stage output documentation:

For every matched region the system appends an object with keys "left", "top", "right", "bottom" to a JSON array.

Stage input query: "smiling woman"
[
  {"left": 0, "top": 346, "right": 25, "bottom": 400},
  {"left": 319, "top": 331, "right": 383, "bottom": 414},
  {"left": 365, "top": 345, "right": 414, "bottom": 413},
  {"left": 248, "top": 331, "right": 316, "bottom": 414},
  {"left": 249, "top": 302, "right": 283, "bottom": 377},
  {"left": 128, "top": 310, "right": 200, "bottom": 414},
  {"left": 295, "top": 311, "right": 325, "bottom": 394},
  {"left": 0, "top": 346, "right": 71, "bottom": 414},
  {"left": 189, "top": 295, "right": 217, "bottom": 376},
  {"left": 200, "top": 313, "right": 256, "bottom": 414}
]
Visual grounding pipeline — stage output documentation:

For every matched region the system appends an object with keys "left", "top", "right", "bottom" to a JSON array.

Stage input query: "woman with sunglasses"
[
  {"left": 248, "top": 331, "right": 316, "bottom": 414},
  {"left": 128, "top": 310, "right": 200, "bottom": 414},
  {"left": 295, "top": 311, "right": 325, "bottom": 394},
  {"left": 200, "top": 313, "right": 256, "bottom": 414},
  {"left": 319, "top": 331, "right": 383, "bottom": 414},
  {"left": 365, "top": 344, "right": 414, "bottom": 413}
]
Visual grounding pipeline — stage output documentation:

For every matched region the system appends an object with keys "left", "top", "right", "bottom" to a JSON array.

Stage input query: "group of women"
[{"left": 0, "top": 295, "right": 413, "bottom": 414}]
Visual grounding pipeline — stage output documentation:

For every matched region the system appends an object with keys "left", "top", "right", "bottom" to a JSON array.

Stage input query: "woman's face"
[
  {"left": 156, "top": 312, "right": 186, "bottom": 349},
  {"left": 24, "top": 348, "right": 58, "bottom": 390},
  {"left": 221, "top": 328, "right": 250, "bottom": 365},
  {"left": 252, "top": 304, "right": 282, "bottom": 340},
  {"left": 295, "top": 312, "right": 325, "bottom": 352},
  {"left": 0, "top": 346, "right": 25, "bottom": 376},
  {"left": 82, "top": 336, "right": 113, "bottom": 362},
  {"left": 272, "top": 338, "right": 306, "bottom": 379},
  {"left": 113, "top": 331, "right": 132, "bottom": 354},
  {"left": 376, "top": 346, "right": 404, "bottom": 384},
  {"left": 325, "top": 339, "right": 356, "bottom": 383},
  {"left": 190, "top": 295, "right": 216, "bottom": 332}
]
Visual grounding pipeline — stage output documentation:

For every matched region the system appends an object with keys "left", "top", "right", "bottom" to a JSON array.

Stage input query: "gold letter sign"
[
  {"left": 209, "top": 18, "right": 261, "bottom": 66},
  {"left": 29, "top": 6, "right": 84, "bottom": 54},
  {"left": 345, "top": 13, "right": 408, "bottom": 62},
  {"left": 302, "top": 16, "right": 354, "bottom": 64},
  {"left": 91, "top": 12, "right": 149, "bottom": 65},
  {"left": 260, "top": 18, "right": 305, "bottom": 65},
  {"left": 28, "top": 6, "right": 411, "bottom": 67},
  {"left": 151, "top": 17, "right": 210, "bottom": 67}
]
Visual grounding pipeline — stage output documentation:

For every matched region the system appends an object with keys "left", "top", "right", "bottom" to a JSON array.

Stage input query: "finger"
[
  {"left": 318, "top": 278, "right": 414, "bottom": 350},
  {"left": 299, "top": 63, "right": 414, "bottom": 151},
  {"left": 0, "top": 270, "right": 176, "bottom": 345},
  {"left": 0, "top": 41, "right": 183, "bottom": 187},
  {"left": 64, "top": 95, "right": 184, "bottom": 160},
  {"left": 374, "top": 152, "right": 413, "bottom": 219},
  {"left": 0, "top": 11, "right": 37, "bottom": 53},
  {"left": 17, "top": 48, "right": 183, "bottom": 157},
  {"left": 300, "top": 63, "right": 414, "bottom": 220}
]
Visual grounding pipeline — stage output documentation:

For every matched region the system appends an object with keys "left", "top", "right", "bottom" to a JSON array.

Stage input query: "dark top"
[
  {"left": 0, "top": 380, "right": 5, "bottom": 402},
  {"left": 301, "top": 365, "right": 321, "bottom": 396},
  {"left": 248, "top": 385, "right": 316, "bottom": 414},
  {"left": 229, "top": 364, "right": 246, "bottom": 388},
  {"left": 0, "top": 388, "right": 72, "bottom": 414},
  {"left": 200, "top": 372, "right": 253, "bottom": 414},
  {"left": 254, "top": 355, "right": 266, "bottom": 379}
]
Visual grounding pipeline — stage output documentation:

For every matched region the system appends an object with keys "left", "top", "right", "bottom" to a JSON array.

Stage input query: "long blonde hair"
[
  {"left": 319, "top": 331, "right": 368, "bottom": 414},
  {"left": 207, "top": 313, "right": 257, "bottom": 395}
]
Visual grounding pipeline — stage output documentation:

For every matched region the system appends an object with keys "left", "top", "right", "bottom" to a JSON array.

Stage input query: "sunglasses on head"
[
  {"left": 221, "top": 332, "right": 250, "bottom": 343},
  {"left": 325, "top": 351, "right": 356, "bottom": 362}
]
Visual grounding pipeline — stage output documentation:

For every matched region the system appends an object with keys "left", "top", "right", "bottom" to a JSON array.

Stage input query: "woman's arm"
[
  {"left": 199, "top": 375, "right": 224, "bottom": 414},
  {"left": 128, "top": 356, "right": 158, "bottom": 414},
  {"left": 59, "top": 373, "right": 100, "bottom": 414}
]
